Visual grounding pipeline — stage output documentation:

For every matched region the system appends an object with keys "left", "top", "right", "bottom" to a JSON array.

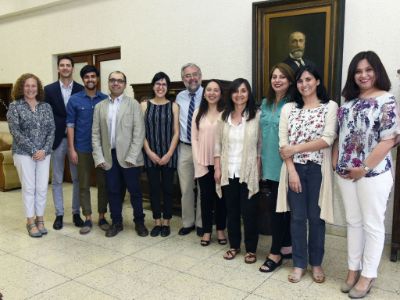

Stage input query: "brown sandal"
[
  {"left": 244, "top": 252, "right": 257, "bottom": 264},
  {"left": 223, "top": 248, "right": 240, "bottom": 260},
  {"left": 288, "top": 268, "right": 306, "bottom": 283}
]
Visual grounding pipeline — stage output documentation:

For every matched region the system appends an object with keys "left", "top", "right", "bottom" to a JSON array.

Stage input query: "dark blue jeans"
[
  {"left": 288, "top": 162, "right": 325, "bottom": 269},
  {"left": 106, "top": 150, "right": 145, "bottom": 225}
]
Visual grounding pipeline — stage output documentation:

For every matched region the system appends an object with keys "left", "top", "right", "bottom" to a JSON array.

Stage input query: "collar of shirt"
[
  {"left": 59, "top": 80, "right": 73, "bottom": 90},
  {"left": 108, "top": 95, "right": 123, "bottom": 103},
  {"left": 289, "top": 53, "right": 304, "bottom": 65},
  {"left": 227, "top": 113, "right": 246, "bottom": 127}
]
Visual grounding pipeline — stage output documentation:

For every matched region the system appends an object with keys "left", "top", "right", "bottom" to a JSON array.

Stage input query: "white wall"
[{"left": 0, "top": 0, "right": 399, "bottom": 236}]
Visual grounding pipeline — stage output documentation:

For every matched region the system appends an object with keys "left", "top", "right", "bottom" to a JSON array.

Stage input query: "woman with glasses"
[{"left": 141, "top": 72, "right": 179, "bottom": 237}]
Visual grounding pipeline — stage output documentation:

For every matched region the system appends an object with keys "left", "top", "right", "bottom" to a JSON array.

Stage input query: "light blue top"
[
  {"left": 260, "top": 97, "right": 287, "bottom": 181},
  {"left": 175, "top": 86, "right": 203, "bottom": 143}
]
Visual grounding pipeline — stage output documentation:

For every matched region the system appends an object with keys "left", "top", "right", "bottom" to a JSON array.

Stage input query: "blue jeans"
[
  {"left": 288, "top": 162, "right": 325, "bottom": 269},
  {"left": 106, "top": 150, "right": 145, "bottom": 224},
  {"left": 51, "top": 138, "right": 80, "bottom": 216}
]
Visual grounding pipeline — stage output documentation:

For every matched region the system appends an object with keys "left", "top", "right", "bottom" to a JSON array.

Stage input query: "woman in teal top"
[{"left": 259, "top": 63, "right": 295, "bottom": 273}]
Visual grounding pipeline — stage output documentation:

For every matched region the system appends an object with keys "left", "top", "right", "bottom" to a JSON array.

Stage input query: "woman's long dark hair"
[
  {"left": 293, "top": 65, "right": 329, "bottom": 108},
  {"left": 195, "top": 79, "right": 225, "bottom": 130},
  {"left": 342, "top": 51, "right": 391, "bottom": 101},
  {"left": 222, "top": 78, "right": 256, "bottom": 121}
]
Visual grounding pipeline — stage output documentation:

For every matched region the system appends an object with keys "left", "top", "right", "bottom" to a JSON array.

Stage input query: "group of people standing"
[{"left": 6, "top": 50, "right": 398, "bottom": 298}]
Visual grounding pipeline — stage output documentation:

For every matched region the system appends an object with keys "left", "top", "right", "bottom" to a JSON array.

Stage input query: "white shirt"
[
  {"left": 59, "top": 80, "right": 73, "bottom": 107},
  {"left": 107, "top": 95, "right": 122, "bottom": 149},
  {"left": 227, "top": 114, "right": 246, "bottom": 179}
]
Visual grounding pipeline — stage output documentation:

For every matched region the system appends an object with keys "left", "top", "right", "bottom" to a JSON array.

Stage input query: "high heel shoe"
[
  {"left": 348, "top": 278, "right": 375, "bottom": 299},
  {"left": 340, "top": 271, "right": 360, "bottom": 293}
]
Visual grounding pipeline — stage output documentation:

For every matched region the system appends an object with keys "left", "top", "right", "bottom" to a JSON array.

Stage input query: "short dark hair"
[
  {"left": 150, "top": 72, "right": 171, "bottom": 98},
  {"left": 108, "top": 71, "right": 127, "bottom": 83},
  {"left": 195, "top": 79, "right": 225, "bottom": 130},
  {"left": 293, "top": 65, "right": 329, "bottom": 108},
  {"left": 80, "top": 65, "right": 99, "bottom": 79},
  {"left": 222, "top": 78, "right": 256, "bottom": 122},
  {"left": 57, "top": 55, "right": 74, "bottom": 67},
  {"left": 342, "top": 51, "right": 391, "bottom": 101},
  {"left": 266, "top": 63, "right": 295, "bottom": 104}
]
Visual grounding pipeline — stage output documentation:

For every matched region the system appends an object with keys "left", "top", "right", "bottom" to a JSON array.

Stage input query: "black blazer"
[
  {"left": 283, "top": 56, "right": 316, "bottom": 73},
  {"left": 44, "top": 81, "right": 84, "bottom": 150}
]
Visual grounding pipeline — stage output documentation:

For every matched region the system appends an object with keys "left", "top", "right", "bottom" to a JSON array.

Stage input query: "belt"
[{"left": 180, "top": 140, "right": 191, "bottom": 146}]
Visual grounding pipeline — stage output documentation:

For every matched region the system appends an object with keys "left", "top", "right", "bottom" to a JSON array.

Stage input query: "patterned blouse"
[
  {"left": 336, "top": 93, "right": 399, "bottom": 177},
  {"left": 288, "top": 103, "right": 329, "bottom": 165},
  {"left": 7, "top": 99, "right": 55, "bottom": 156}
]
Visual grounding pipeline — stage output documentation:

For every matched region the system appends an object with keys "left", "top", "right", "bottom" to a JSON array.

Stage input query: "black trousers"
[
  {"left": 222, "top": 178, "right": 259, "bottom": 253},
  {"left": 146, "top": 166, "right": 175, "bottom": 220},
  {"left": 265, "top": 180, "right": 292, "bottom": 255},
  {"left": 198, "top": 166, "right": 226, "bottom": 234}
]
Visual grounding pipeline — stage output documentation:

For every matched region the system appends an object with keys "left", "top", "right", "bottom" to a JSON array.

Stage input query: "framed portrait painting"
[{"left": 253, "top": 0, "right": 345, "bottom": 102}]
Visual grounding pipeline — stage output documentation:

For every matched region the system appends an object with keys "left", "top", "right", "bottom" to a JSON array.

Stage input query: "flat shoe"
[
  {"left": 218, "top": 238, "right": 227, "bottom": 245},
  {"left": 244, "top": 252, "right": 257, "bottom": 264},
  {"left": 160, "top": 226, "right": 170, "bottom": 237},
  {"left": 288, "top": 268, "right": 306, "bottom": 283},
  {"left": 150, "top": 225, "right": 161, "bottom": 237},
  {"left": 98, "top": 218, "right": 110, "bottom": 231},
  {"left": 200, "top": 239, "right": 210, "bottom": 246},
  {"left": 35, "top": 220, "right": 48, "bottom": 235},
  {"left": 312, "top": 270, "right": 326, "bottom": 283},
  {"left": 341, "top": 271, "right": 361, "bottom": 293},
  {"left": 259, "top": 257, "right": 283, "bottom": 273},
  {"left": 223, "top": 248, "right": 240, "bottom": 260}
]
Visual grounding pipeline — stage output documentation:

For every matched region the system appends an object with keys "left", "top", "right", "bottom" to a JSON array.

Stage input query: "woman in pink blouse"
[{"left": 192, "top": 80, "right": 227, "bottom": 246}]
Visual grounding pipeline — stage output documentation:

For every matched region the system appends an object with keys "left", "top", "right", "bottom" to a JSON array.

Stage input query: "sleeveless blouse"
[{"left": 144, "top": 101, "right": 177, "bottom": 168}]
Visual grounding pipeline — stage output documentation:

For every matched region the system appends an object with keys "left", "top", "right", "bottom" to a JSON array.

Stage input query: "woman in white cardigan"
[
  {"left": 214, "top": 78, "right": 261, "bottom": 264},
  {"left": 277, "top": 65, "right": 337, "bottom": 283}
]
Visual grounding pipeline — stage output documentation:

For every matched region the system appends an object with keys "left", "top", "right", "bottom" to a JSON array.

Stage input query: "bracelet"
[{"left": 361, "top": 162, "right": 370, "bottom": 173}]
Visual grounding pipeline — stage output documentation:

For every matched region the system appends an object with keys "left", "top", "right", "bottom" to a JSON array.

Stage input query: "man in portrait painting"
[{"left": 283, "top": 31, "right": 316, "bottom": 72}]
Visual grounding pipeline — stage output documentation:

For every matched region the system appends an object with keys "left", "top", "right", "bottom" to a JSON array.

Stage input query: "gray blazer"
[{"left": 92, "top": 95, "right": 145, "bottom": 169}]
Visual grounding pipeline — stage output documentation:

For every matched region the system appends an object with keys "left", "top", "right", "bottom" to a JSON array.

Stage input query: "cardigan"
[
  {"left": 214, "top": 110, "right": 261, "bottom": 198},
  {"left": 276, "top": 100, "right": 338, "bottom": 224}
]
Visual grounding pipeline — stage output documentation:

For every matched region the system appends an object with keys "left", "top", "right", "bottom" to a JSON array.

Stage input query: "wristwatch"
[{"left": 361, "top": 162, "right": 371, "bottom": 173}]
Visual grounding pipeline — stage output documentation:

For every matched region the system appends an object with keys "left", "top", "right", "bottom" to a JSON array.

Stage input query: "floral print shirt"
[
  {"left": 7, "top": 99, "right": 55, "bottom": 156},
  {"left": 288, "top": 103, "right": 329, "bottom": 165},
  {"left": 336, "top": 93, "right": 399, "bottom": 177}
]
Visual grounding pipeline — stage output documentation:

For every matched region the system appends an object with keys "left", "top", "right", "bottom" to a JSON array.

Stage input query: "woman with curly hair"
[{"left": 7, "top": 73, "right": 55, "bottom": 237}]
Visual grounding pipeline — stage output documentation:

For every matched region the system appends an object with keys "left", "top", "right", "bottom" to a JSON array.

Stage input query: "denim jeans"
[{"left": 288, "top": 162, "right": 325, "bottom": 269}]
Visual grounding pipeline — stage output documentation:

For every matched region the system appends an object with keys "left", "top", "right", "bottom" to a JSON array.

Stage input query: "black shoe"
[
  {"left": 160, "top": 226, "right": 171, "bottom": 237},
  {"left": 196, "top": 227, "right": 204, "bottom": 237},
  {"left": 105, "top": 223, "right": 123, "bottom": 237},
  {"left": 150, "top": 225, "right": 162, "bottom": 237},
  {"left": 135, "top": 223, "right": 149, "bottom": 237},
  {"left": 79, "top": 220, "right": 93, "bottom": 235},
  {"left": 259, "top": 257, "right": 283, "bottom": 273},
  {"left": 53, "top": 215, "right": 63, "bottom": 230},
  {"left": 178, "top": 225, "right": 195, "bottom": 235},
  {"left": 98, "top": 218, "right": 110, "bottom": 231},
  {"left": 73, "top": 214, "right": 84, "bottom": 228}
]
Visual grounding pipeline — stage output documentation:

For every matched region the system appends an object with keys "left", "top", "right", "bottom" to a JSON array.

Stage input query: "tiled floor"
[{"left": 0, "top": 184, "right": 399, "bottom": 299}]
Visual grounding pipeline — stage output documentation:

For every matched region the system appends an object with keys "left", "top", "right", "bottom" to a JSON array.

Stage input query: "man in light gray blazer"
[{"left": 92, "top": 71, "right": 148, "bottom": 237}]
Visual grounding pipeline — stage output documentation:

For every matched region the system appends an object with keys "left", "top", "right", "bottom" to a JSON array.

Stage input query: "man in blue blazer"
[{"left": 44, "top": 55, "right": 84, "bottom": 230}]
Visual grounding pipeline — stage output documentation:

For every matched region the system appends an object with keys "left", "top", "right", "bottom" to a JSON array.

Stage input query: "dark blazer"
[
  {"left": 44, "top": 81, "right": 84, "bottom": 150},
  {"left": 283, "top": 56, "right": 316, "bottom": 73}
]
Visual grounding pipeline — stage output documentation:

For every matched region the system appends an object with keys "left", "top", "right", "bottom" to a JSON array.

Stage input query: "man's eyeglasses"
[
  {"left": 109, "top": 78, "right": 126, "bottom": 84},
  {"left": 183, "top": 72, "right": 201, "bottom": 79}
]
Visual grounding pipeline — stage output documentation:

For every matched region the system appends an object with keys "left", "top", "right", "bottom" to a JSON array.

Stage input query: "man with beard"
[
  {"left": 45, "top": 55, "right": 84, "bottom": 230},
  {"left": 283, "top": 31, "right": 316, "bottom": 72},
  {"left": 175, "top": 63, "right": 203, "bottom": 236},
  {"left": 92, "top": 71, "right": 148, "bottom": 237},
  {"left": 66, "top": 65, "right": 110, "bottom": 234}
]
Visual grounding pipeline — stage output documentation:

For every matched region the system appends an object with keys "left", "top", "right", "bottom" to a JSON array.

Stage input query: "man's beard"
[{"left": 291, "top": 49, "right": 304, "bottom": 59}]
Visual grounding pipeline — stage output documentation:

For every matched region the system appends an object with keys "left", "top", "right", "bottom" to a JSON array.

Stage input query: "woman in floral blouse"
[
  {"left": 333, "top": 51, "right": 399, "bottom": 298},
  {"left": 278, "top": 65, "right": 338, "bottom": 283},
  {"left": 7, "top": 73, "right": 55, "bottom": 238}
]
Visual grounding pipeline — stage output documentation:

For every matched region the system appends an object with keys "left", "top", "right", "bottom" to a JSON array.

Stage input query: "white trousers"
[
  {"left": 337, "top": 171, "right": 393, "bottom": 278},
  {"left": 177, "top": 144, "right": 202, "bottom": 228},
  {"left": 13, "top": 154, "right": 51, "bottom": 218}
]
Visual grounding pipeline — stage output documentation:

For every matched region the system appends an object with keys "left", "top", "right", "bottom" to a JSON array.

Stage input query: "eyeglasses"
[
  {"left": 109, "top": 78, "right": 126, "bottom": 84},
  {"left": 154, "top": 82, "right": 167, "bottom": 87},
  {"left": 183, "top": 72, "right": 201, "bottom": 79}
]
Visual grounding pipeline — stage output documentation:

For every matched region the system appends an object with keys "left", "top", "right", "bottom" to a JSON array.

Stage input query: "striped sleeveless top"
[{"left": 144, "top": 101, "right": 178, "bottom": 168}]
